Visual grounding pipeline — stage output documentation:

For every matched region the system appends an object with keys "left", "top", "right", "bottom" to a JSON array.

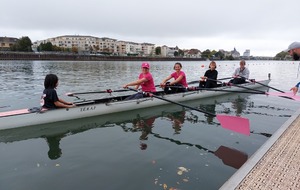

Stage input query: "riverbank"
[{"left": 0, "top": 52, "right": 205, "bottom": 61}]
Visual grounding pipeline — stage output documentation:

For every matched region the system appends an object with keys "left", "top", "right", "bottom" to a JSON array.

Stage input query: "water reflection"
[
  {"left": 151, "top": 131, "right": 248, "bottom": 169},
  {"left": 0, "top": 93, "right": 276, "bottom": 162},
  {"left": 45, "top": 135, "right": 63, "bottom": 160},
  {"left": 231, "top": 97, "right": 248, "bottom": 116},
  {"left": 163, "top": 110, "right": 186, "bottom": 134}
]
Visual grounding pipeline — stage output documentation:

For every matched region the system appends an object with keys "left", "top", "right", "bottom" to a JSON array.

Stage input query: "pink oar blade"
[
  {"left": 216, "top": 114, "right": 250, "bottom": 136},
  {"left": 266, "top": 92, "right": 300, "bottom": 101},
  {"left": 0, "top": 109, "right": 30, "bottom": 117}
]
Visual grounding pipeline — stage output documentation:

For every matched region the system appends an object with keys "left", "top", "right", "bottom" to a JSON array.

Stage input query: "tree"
[
  {"left": 71, "top": 47, "right": 78, "bottom": 53},
  {"left": 178, "top": 49, "right": 184, "bottom": 56},
  {"left": 201, "top": 49, "right": 211, "bottom": 59},
  {"left": 174, "top": 51, "right": 179, "bottom": 56},
  {"left": 225, "top": 55, "right": 234, "bottom": 60},
  {"left": 274, "top": 51, "right": 290, "bottom": 60},
  {"left": 214, "top": 51, "right": 225, "bottom": 60},
  {"left": 155, "top": 46, "right": 161, "bottom": 55},
  {"left": 11, "top": 36, "right": 33, "bottom": 52}
]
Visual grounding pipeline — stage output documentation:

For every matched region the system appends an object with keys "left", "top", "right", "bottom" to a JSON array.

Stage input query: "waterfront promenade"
[{"left": 220, "top": 108, "right": 300, "bottom": 190}]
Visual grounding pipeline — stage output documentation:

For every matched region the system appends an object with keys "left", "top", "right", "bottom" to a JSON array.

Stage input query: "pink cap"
[{"left": 141, "top": 62, "right": 150, "bottom": 69}]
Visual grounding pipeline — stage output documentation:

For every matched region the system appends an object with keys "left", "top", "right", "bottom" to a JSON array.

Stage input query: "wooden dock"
[{"left": 220, "top": 108, "right": 300, "bottom": 190}]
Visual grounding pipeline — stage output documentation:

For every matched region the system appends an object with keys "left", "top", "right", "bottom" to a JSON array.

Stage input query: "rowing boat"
[{"left": 0, "top": 80, "right": 270, "bottom": 130}]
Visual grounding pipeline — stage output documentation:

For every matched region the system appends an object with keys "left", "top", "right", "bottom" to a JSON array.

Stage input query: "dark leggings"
[
  {"left": 124, "top": 92, "right": 144, "bottom": 100},
  {"left": 199, "top": 80, "right": 217, "bottom": 88},
  {"left": 230, "top": 78, "right": 246, "bottom": 84},
  {"left": 164, "top": 82, "right": 187, "bottom": 94}
]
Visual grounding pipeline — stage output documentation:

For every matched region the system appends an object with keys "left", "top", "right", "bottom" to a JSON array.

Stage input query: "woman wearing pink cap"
[
  {"left": 123, "top": 62, "right": 156, "bottom": 100},
  {"left": 160, "top": 62, "right": 188, "bottom": 94}
]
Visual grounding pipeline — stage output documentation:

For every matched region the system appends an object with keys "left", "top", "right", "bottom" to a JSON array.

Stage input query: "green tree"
[
  {"left": 214, "top": 51, "right": 225, "bottom": 60},
  {"left": 225, "top": 55, "right": 234, "bottom": 60},
  {"left": 178, "top": 49, "right": 184, "bottom": 56},
  {"left": 11, "top": 36, "right": 33, "bottom": 52},
  {"left": 274, "top": 51, "right": 290, "bottom": 60},
  {"left": 37, "top": 42, "right": 53, "bottom": 51},
  {"left": 174, "top": 51, "right": 179, "bottom": 56},
  {"left": 201, "top": 49, "right": 211, "bottom": 59},
  {"left": 155, "top": 46, "right": 161, "bottom": 55}
]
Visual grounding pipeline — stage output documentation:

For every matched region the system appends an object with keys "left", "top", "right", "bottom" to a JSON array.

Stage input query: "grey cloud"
[{"left": 1, "top": 0, "right": 299, "bottom": 56}]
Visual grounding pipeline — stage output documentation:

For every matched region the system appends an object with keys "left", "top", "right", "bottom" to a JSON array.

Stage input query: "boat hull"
[{"left": 0, "top": 80, "right": 270, "bottom": 130}]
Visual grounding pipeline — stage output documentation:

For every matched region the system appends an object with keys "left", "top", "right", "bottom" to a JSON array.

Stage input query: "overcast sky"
[{"left": 1, "top": 0, "right": 298, "bottom": 56}]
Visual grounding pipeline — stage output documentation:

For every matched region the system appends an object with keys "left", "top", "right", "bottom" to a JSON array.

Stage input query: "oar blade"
[
  {"left": 267, "top": 92, "right": 300, "bottom": 101},
  {"left": 216, "top": 114, "right": 250, "bottom": 136}
]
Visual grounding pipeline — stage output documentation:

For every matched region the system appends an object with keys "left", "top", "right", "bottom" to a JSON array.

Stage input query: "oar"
[
  {"left": 0, "top": 105, "right": 10, "bottom": 109},
  {"left": 219, "top": 79, "right": 300, "bottom": 101},
  {"left": 207, "top": 78, "right": 266, "bottom": 94},
  {"left": 151, "top": 131, "right": 248, "bottom": 169},
  {"left": 165, "top": 84, "right": 300, "bottom": 101},
  {"left": 188, "top": 77, "right": 232, "bottom": 85},
  {"left": 127, "top": 88, "right": 250, "bottom": 136},
  {"left": 167, "top": 85, "right": 266, "bottom": 95},
  {"left": 195, "top": 88, "right": 265, "bottom": 94},
  {"left": 66, "top": 89, "right": 130, "bottom": 96},
  {"left": 247, "top": 79, "right": 284, "bottom": 93}
]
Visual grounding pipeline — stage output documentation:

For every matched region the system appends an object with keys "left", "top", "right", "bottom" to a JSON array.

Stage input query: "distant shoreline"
[{"left": 0, "top": 52, "right": 206, "bottom": 62}]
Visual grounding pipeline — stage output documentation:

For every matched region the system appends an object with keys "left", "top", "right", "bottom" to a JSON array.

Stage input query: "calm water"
[{"left": 1, "top": 60, "right": 300, "bottom": 190}]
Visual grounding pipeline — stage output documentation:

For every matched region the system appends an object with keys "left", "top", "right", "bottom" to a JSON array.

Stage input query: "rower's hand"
[
  {"left": 290, "top": 87, "right": 298, "bottom": 95},
  {"left": 67, "top": 103, "right": 76, "bottom": 108},
  {"left": 123, "top": 84, "right": 128, "bottom": 89},
  {"left": 160, "top": 83, "right": 165, "bottom": 88},
  {"left": 200, "top": 76, "right": 206, "bottom": 81}
]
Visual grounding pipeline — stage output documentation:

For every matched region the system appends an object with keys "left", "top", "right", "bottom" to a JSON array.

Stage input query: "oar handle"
[
  {"left": 188, "top": 77, "right": 232, "bottom": 85},
  {"left": 66, "top": 89, "right": 130, "bottom": 96},
  {"left": 206, "top": 78, "right": 266, "bottom": 94}
]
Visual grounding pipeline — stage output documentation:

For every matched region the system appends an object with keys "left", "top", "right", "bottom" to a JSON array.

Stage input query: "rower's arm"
[
  {"left": 161, "top": 75, "right": 172, "bottom": 84},
  {"left": 125, "top": 78, "right": 147, "bottom": 87},
  {"left": 170, "top": 75, "right": 184, "bottom": 85}
]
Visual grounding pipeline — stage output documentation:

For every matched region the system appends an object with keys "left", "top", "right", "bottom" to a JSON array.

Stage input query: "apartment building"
[
  {"left": 97, "top": 37, "right": 117, "bottom": 53},
  {"left": 32, "top": 35, "right": 99, "bottom": 52},
  {"left": 0, "top": 37, "right": 18, "bottom": 50},
  {"left": 32, "top": 35, "right": 156, "bottom": 56}
]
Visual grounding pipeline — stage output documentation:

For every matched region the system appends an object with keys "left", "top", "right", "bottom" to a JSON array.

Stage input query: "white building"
[
  {"left": 141, "top": 43, "right": 155, "bottom": 56},
  {"left": 32, "top": 35, "right": 101, "bottom": 52},
  {"left": 160, "top": 45, "right": 179, "bottom": 57},
  {"left": 32, "top": 35, "right": 155, "bottom": 56},
  {"left": 243, "top": 49, "right": 250, "bottom": 57},
  {"left": 231, "top": 47, "right": 240, "bottom": 58},
  {"left": 184, "top": 49, "right": 202, "bottom": 58}
]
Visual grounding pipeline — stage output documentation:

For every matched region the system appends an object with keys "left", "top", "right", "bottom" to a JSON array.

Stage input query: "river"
[{"left": 0, "top": 60, "right": 300, "bottom": 190}]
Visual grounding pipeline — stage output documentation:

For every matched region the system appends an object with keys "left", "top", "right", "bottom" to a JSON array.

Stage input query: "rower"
[
  {"left": 230, "top": 60, "right": 250, "bottom": 84},
  {"left": 42, "top": 74, "right": 75, "bottom": 109},
  {"left": 160, "top": 62, "right": 188, "bottom": 94},
  {"left": 123, "top": 62, "right": 156, "bottom": 100},
  {"left": 199, "top": 61, "right": 218, "bottom": 88}
]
